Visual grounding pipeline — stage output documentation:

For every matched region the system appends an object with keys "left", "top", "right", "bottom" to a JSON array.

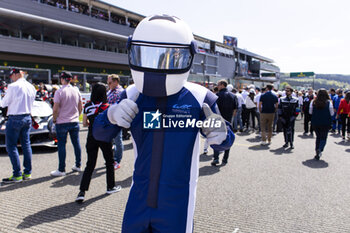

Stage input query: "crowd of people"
[
  {"left": 0, "top": 69, "right": 126, "bottom": 202},
  {"left": 205, "top": 80, "right": 350, "bottom": 164},
  {"left": 38, "top": 0, "right": 139, "bottom": 28},
  {"left": 1, "top": 68, "right": 349, "bottom": 201}
]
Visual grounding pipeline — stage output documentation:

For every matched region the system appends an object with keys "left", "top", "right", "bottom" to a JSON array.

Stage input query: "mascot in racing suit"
[{"left": 93, "top": 14, "right": 235, "bottom": 233}]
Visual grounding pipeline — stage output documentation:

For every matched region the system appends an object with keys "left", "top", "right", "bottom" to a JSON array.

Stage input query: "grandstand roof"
[
  {"left": 235, "top": 47, "right": 274, "bottom": 63},
  {"left": 74, "top": 0, "right": 144, "bottom": 20},
  {"left": 0, "top": 7, "right": 128, "bottom": 41}
]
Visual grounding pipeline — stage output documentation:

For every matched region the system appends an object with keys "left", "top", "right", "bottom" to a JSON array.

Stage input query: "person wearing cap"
[
  {"left": 51, "top": 72, "right": 83, "bottom": 177},
  {"left": 244, "top": 89, "right": 257, "bottom": 132},
  {"left": 1, "top": 68, "right": 36, "bottom": 183},
  {"left": 278, "top": 86, "right": 300, "bottom": 149}
]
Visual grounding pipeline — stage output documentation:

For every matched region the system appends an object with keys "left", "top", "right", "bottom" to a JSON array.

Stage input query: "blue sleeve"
[
  {"left": 92, "top": 90, "right": 128, "bottom": 142},
  {"left": 117, "top": 90, "right": 127, "bottom": 104},
  {"left": 210, "top": 120, "right": 235, "bottom": 151},
  {"left": 92, "top": 110, "right": 121, "bottom": 142},
  {"left": 200, "top": 100, "right": 235, "bottom": 151}
]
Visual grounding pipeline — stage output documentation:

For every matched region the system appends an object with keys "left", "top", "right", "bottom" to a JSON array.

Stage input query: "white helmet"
[
  {"left": 248, "top": 84, "right": 255, "bottom": 90},
  {"left": 227, "top": 84, "right": 233, "bottom": 92},
  {"left": 127, "top": 14, "right": 197, "bottom": 97}
]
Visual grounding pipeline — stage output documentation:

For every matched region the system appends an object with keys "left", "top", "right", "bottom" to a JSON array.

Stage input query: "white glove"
[
  {"left": 107, "top": 92, "right": 139, "bottom": 128},
  {"left": 201, "top": 103, "right": 227, "bottom": 145}
]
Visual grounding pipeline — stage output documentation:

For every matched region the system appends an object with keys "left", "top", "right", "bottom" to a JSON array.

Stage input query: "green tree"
[{"left": 280, "top": 81, "right": 290, "bottom": 89}]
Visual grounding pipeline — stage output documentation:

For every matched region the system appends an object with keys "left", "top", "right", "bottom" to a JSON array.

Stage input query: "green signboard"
[
  {"left": 290, "top": 72, "right": 315, "bottom": 77},
  {"left": 261, "top": 73, "right": 276, "bottom": 77}
]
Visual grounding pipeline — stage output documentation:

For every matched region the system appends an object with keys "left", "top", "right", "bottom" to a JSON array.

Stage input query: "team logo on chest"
[
  {"left": 142, "top": 104, "right": 222, "bottom": 130},
  {"left": 143, "top": 110, "right": 162, "bottom": 129}
]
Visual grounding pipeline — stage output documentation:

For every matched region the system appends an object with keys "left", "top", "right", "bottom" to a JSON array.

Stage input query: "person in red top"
[
  {"left": 336, "top": 91, "right": 350, "bottom": 141},
  {"left": 36, "top": 82, "right": 49, "bottom": 101}
]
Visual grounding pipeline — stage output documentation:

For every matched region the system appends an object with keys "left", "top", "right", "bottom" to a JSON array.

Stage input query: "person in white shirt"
[
  {"left": 232, "top": 88, "right": 244, "bottom": 132},
  {"left": 254, "top": 87, "right": 262, "bottom": 134},
  {"left": 1, "top": 68, "right": 36, "bottom": 183},
  {"left": 298, "top": 91, "right": 304, "bottom": 119},
  {"left": 241, "top": 87, "right": 250, "bottom": 130},
  {"left": 245, "top": 89, "right": 257, "bottom": 131},
  {"left": 241, "top": 87, "right": 249, "bottom": 101}
]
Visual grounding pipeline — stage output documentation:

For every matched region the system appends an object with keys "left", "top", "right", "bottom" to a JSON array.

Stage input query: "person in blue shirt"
[
  {"left": 329, "top": 88, "right": 336, "bottom": 100},
  {"left": 259, "top": 84, "right": 278, "bottom": 145},
  {"left": 329, "top": 88, "right": 336, "bottom": 132},
  {"left": 332, "top": 89, "right": 343, "bottom": 134}
]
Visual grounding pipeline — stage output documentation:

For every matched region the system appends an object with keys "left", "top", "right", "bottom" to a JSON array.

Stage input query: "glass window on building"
[
  {"left": 21, "top": 21, "right": 41, "bottom": 41},
  {"left": 93, "top": 38, "right": 107, "bottom": 51},
  {"left": 43, "top": 26, "right": 61, "bottom": 44},
  {"left": 78, "top": 34, "right": 92, "bottom": 49},
  {"left": 0, "top": 17, "right": 20, "bottom": 38},
  {"left": 61, "top": 30, "right": 77, "bottom": 46}
]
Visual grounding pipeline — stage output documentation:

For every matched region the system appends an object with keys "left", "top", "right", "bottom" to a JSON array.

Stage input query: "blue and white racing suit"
[{"left": 93, "top": 82, "right": 235, "bottom": 233}]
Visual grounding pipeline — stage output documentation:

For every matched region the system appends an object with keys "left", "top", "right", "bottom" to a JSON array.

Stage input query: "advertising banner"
[{"left": 223, "top": 36, "right": 237, "bottom": 47}]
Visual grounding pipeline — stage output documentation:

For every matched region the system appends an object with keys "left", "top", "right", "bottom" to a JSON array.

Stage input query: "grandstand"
[{"left": 0, "top": 0, "right": 280, "bottom": 90}]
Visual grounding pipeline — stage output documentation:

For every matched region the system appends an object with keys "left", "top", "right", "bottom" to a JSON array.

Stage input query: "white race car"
[{"left": 0, "top": 100, "right": 57, "bottom": 147}]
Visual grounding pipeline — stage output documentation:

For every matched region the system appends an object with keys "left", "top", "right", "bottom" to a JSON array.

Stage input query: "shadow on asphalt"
[
  {"left": 346, "top": 149, "right": 350, "bottom": 153},
  {"left": 17, "top": 193, "right": 108, "bottom": 229},
  {"left": 248, "top": 145, "right": 270, "bottom": 151},
  {"left": 269, "top": 147, "right": 293, "bottom": 155},
  {"left": 0, "top": 148, "right": 6, "bottom": 155},
  {"left": 115, "top": 176, "right": 133, "bottom": 188},
  {"left": 0, "top": 146, "right": 57, "bottom": 156},
  {"left": 199, "top": 153, "right": 212, "bottom": 162},
  {"left": 334, "top": 141, "right": 350, "bottom": 146},
  {"left": 297, "top": 134, "right": 314, "bottom": 139},
  {"left": 50, "top": 167, "right": 106, "bottom": 188},
  {"left": 199, "top": 165, "right": 220, "bottom": 177},
  {"left": 32, "top": 147, "right": 58, "bottom": 154},
  {"left": 0, "top": 175, "right": 55, "bottom": 192},
  {"left": 329, "top": 133, "right": 342, "bottom": 138},
  {"left": 302, "top": 159, "right": 329, "bottom": 169},
  {"left": 123, "top": 143, "right": 133, "bottom": 151},
  {"left": 236, "top": 131, "right": 252, "bottom": 136},
  {"left": 246, "top": 137, "right": 261, "bottom": 143}
]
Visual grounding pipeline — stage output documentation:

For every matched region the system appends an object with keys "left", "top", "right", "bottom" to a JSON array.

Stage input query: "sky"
[{"left": 102, "top": 0, "right": 350, "bottom": 74}]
